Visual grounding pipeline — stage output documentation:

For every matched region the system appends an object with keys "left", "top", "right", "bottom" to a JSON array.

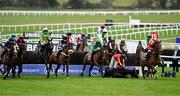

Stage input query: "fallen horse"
[{"left": 104, "top": 67, "right": 139, "bottom": 78}]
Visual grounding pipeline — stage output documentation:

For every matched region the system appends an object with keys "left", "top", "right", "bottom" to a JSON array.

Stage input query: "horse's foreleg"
[
  {"left": 55, "top": 64, "right": 61, "bottom": 78},
  {"left": 18, "top": 63, "right": 22, "bottom": 78},
  {"left": 12, "top": 65, "right": 16, "bottom": 78},
  {"left": 141, "top": 66, "right": 145, "bottom": 79},
  {"left": 66, "top": 63, "right": 69, "bottom": 79},
  {"left": 62, "top": 65, "right": 65, "bottom": 75},
  {"left": 89, "top": 64, "right": 94, "bottom": 76},
  {"left": 3, "top": 65, "right": 10, "bottom": 80}
]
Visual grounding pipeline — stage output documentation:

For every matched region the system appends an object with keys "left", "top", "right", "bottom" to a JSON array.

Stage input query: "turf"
[
  {"left": 0, "top": 14, "right": 180, "bottom": 25},
  {"left": 0, "top": 68, "right": 179, "bottom": 96}
]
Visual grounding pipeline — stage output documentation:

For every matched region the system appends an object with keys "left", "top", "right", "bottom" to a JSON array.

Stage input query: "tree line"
[{"left": 0, "top": 0, "right": 179, "bottom": 9}]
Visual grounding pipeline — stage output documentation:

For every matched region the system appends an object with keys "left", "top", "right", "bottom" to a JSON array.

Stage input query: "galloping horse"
[
  {"left": 47, "top": 43, "right": 74, "bottom": 79},
  {"left": 146, "top": 40, "right": 164, "bottom": 79},
  {"left": 3, "top": 43, "right": 17, "bottom": 79},
  {"left": 16, "top": 43, "right": 26, "bottom": 78},
  {"left": 136, "top": 40, "right": 164, "bottom": 79},
  {"left": 81, "top": 47, "right": 109, "bottom": 77},
  {"left": 38, "top": 40, "right": 53, "bottom": 71}
]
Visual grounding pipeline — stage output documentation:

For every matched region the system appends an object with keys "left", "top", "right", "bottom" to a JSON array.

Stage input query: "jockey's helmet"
[
  {"left": 10, "top": 34, "right": 16, "bottom": 38},
  {"left": 121, "top": 54, "right": 126, "bottom": 58},
  {"left": 62, "top": 35, "right": 67, "bottom": 40},
  {"left": 100, "top": 24, "right": 105, "bottom": 28},
  {"left": 43, "top": 27, "right": 48, "bottom": 33},
  {"left": 147, "top": 35, "right": 151, "bottom": 39},
  {"left": 66, "top": 32, "right": 72, "bottom": 36},
  {"left": 19, "top": 36, "right": 24, "bottom": 39},
  {"left": 8, "top": 37, "right": 15, "bottom": 41},
  {"left": 120, "top": 38, "right": 125, "bottom": 44}
]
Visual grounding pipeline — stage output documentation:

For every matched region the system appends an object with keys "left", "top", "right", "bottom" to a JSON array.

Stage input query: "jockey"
[
  {"left": 118, "top": 38, "right": 128, "bottom": 54},
  {"left": 57, "top": 35, "right": 68, "bottom": 57},
  {"left": 65, "top": 32, "right": 72, "bottom": 43},
  {"left": 16, "top": 36, "right": 26, "bottom": 46},
  {"left": 1, "top": 37, "right": 16, "bottom": 61},
  {"left": 90, "top": 39, "right": 102, "bottom": 61},
  {"left": 108, "top": 40, "right": 117, "bottom": 55},
  {"left": 145, "top": 36, "right": 155, "bottom": 60},
  {"left": 109, "top": 53, "right": 126, "bottom": 69},
  {"left": 39, "top": 27, "right": 51, "bottom": 52},
  {"left": 97, "top": 24, "right": 108, "bottom": 46}
]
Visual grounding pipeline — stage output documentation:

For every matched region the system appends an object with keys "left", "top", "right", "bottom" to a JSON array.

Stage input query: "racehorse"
[
  {"left": 2, "top": 43, "right": 17, "bottom": 79},
  {"left": 38, "top": 40, "right": 53, "bottom": 72},
  {"left": 16, "top": 43, "right": 26, "bottom": 78},
  {"left": 81, "top": 47, "right": 109, "bottom": 77},
  {"left": 136, "top": 40, "right": 164, "bottom": 79},
  {"left": 104, "top": 67, "right": 139, "bottom": 78},
  {"left": 78, "top": 36, "right": 88, "bottom": 52},
  {"left": 47, "top": 43, "right": 74, "bottom": 79},
  {"left": 146, "top": 40, "right": 164, "bottom": 79}
]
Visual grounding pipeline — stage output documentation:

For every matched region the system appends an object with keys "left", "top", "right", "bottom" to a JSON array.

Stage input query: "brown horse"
[
  {"left": 81, "top": 47, "right": 109, "bottom": 77},
  {"left": 2, "top": 43, "right": 17, "bottom": 79},
  {"left": 16, "top": 43, "right": 26, "bottom": 78},
  {"left": 137, "top": 40, "right": 164, "bottom": 79},
  {"left": 38, "top": 40, "right": 53, "bottom": 71},
  {"left": 146, "top": 40, "right": 164, "bottom": 79},
  {"left": 47, "top": 43, "right": 74, "bottom": 79}
]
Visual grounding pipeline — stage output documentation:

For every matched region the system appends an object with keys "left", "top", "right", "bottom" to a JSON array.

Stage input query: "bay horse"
[
  {"left": 146, "top": 40, "right": 164, "bottom": 79},
  {"left": 137, "top": 40, "right": 164, "bottom": 79},
  {"left": 16, "top": 43, "right": 26, "bottom": 78},
  {"left": 81, "top": 47, "right": 109, "bottom": 77},
  {"left": 2, "top": 43, "right": 17, "bottom": 79},
  {"left": 38, "top": 40, "right": 53, "bottom": 71},
  {"left": 47, "top": 43, "right": 74, "bottom": 79}
]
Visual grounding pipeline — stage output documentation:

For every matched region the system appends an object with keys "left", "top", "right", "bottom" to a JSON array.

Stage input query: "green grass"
[
  {"left": 0, "top": 68, "right": 180, "bottom": 96},
  {"left": 0, "top": 14, "right": 180, "bottom": 25}
]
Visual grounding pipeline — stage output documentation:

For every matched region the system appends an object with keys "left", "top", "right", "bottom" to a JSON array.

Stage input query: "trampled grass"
[{"left": 0, "top": 68, "right": 180, "bottom": 96}]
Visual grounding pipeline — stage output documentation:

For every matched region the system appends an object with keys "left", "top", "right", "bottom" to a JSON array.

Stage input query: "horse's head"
[
  {"left": 64, "top": 43, "right": 74, "bottom": 55},
  {"left": 44, "top": 40, "right": 53, "bottom": 52},
  {"left": 153, "top": 40, "right": 163, "bottom": 53},
  {"left": 17, "top": 44, "right": 27, "bottom": 56}
]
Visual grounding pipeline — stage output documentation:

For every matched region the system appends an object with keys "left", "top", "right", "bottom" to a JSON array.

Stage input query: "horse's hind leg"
[
  {"left": 3, "top": 65, "right": 10, "bottom": 80},
  {"left": 55, "top": 64, "right": 61, "bottom": 78},
  {"left": 81, "top": 64, "right": 87, "bottom": 76},
  {"left": 47, "top": 64, "right": 52, "bottom": 78},
  {"left": 99, "top": 65, "right": 103, "bottom": 77},
  {"left": 141, "top": 66, "right": 145, "bottom": 79},
  {"left": 161, "top": 60, "right": 165, "bottom": 77}
]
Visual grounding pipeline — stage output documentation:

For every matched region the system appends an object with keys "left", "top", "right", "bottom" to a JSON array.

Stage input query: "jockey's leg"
[
  {"left": 114, "top": 61, "right": 119, "bottom": 68},
  {"left": 76, "top": 44, "right": 80, "bottom": 51},
  {"left": 109, "top": 57, "right": 115, "bottom": 69},
  {"left": 146, "top": 51, "right": 151, "bottom": 60}
]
